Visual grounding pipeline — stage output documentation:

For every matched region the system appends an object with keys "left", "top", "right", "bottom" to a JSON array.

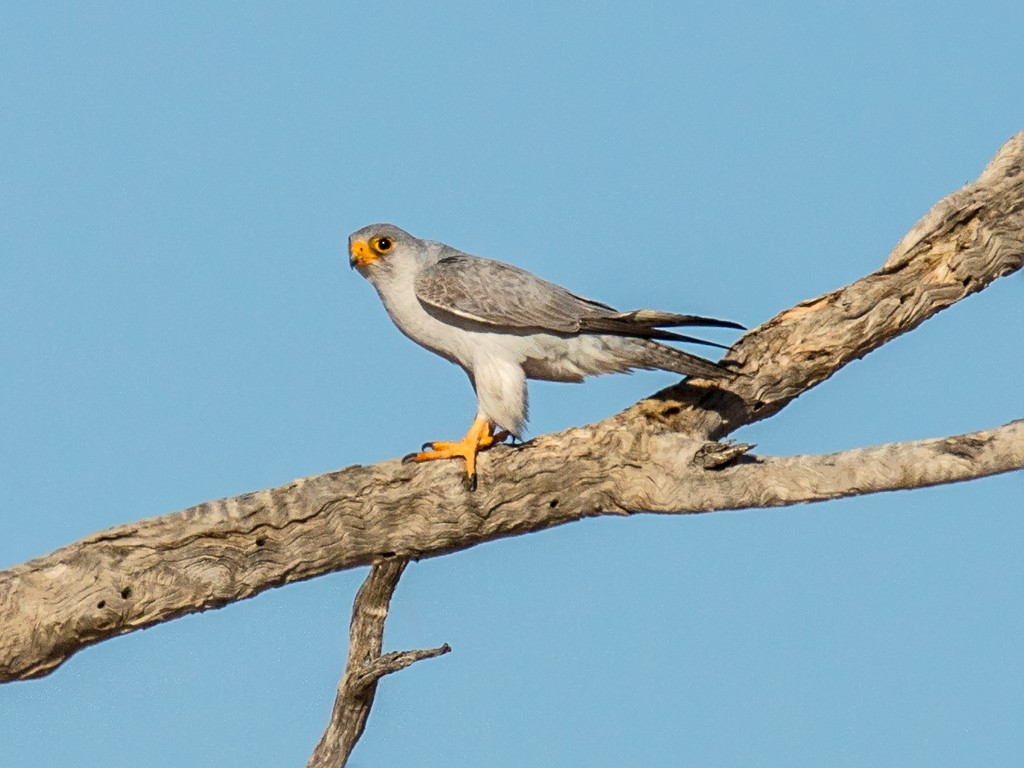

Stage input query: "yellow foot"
[{"left": 402, "top": 417, "right": 508, "bottom": 490}]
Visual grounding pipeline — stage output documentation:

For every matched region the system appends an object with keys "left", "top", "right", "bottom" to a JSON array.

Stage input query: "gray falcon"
[{"left": 349, "top": 223, "right": 743, "bottom": 489}]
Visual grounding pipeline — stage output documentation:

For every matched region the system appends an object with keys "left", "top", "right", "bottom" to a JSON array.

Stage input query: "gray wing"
[
  {"left": 414, "top": 253, "right": 744, "bottom": 346},
  {"left": 414, "top": 253, "right": 614, "bottom": 334}
]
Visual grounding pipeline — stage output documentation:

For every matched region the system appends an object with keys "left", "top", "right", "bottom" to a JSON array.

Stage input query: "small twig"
[
  {"left": 693, "top": 440, "right": 756, "bottom": 469},
  {"left": 306, "top": 559, "right": 450, "bottom": 768},
  {"left": 348, "top": 646, "right": 452, "bottom": 689}
]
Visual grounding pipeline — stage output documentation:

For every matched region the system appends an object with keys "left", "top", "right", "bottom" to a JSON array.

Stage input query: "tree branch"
[
  {"left": 2, "top": 418, "right": 1019, "bottom": 684},
  {"left": 306, "top": 559, "right": 449, "bottom": 768},
  {"left": 1, "top": 132, "right": 1022, "bottom": 684},
  {"left": 619, "top": 419, "right": 1024, "bottom": 512},
  {"left": 623, "top": 130, "right": 1024, "bottom": 438}
]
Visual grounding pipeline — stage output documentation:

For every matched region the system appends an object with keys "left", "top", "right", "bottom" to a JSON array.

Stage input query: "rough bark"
[
  {"left": 1, "top": 132, "right": 1022, "bottom": 686},
  {"left": 306, "top": 559, "right": 449, "bottom": 768},
  {"left": 624, "top": 130, "right": 1024, "bottom": 439}
]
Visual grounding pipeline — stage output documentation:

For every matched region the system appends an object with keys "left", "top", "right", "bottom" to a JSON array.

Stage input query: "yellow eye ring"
[{"left": 371, "top": 236, "right": 394, "bottom": 254}]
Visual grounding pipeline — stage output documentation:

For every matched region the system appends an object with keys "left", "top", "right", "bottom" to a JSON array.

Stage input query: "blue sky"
[{"left": 1, "top": 2, "right": 1022, "bottom": 766}]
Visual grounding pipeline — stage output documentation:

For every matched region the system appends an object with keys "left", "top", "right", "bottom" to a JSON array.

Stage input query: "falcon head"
[{"left": 348, "top": 223, "right": 419, "bottom": 278}]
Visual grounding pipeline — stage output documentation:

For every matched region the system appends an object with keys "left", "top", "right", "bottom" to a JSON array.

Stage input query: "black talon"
[
  {"left": 463, "top": 472, "right": 478, "bottom": 492},
  {"left": 402, "top": 452, "right": 419, "bottom": 464},
  {"left": 421, "top": 442, "right": 434, "bottom": 452}
]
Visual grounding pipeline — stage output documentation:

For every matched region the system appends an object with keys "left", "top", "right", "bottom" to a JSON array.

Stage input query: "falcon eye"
[{"left": 372, "top": 236, "right": 393, "bottom": 254}]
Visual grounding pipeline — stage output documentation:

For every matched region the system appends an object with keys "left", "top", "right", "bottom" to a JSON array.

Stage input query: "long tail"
[
  {"left": 630, "top": 339, "right": 736, "bottom": 380},
  {"left": 579, "top": 310, "right": 745, "bottom": 349},
  {"left": 608, "top": 310, "right": 745, "bottom": 330}
]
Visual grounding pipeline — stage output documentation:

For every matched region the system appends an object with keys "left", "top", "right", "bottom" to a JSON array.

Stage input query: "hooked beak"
[{"left": 349, "top": 240, "right": 378, "bottom": 270}]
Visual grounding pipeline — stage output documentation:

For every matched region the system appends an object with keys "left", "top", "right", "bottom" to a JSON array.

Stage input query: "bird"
[{"left": 348, "top": 223, "right": 744, "bottom": 490}]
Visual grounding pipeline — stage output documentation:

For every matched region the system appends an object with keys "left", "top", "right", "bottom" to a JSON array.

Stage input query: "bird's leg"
[{"left": 403, "top": 417, "right": 507, "bottom": 490}]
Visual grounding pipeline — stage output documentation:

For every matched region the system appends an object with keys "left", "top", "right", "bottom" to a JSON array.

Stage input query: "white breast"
[{"left": 371, "top": 269, "right": 478, "bottom": 370}]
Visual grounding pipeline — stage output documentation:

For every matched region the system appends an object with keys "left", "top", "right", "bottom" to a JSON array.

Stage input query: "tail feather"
[
  {"left": 578, "top": 310, "right": 745, "bottom": 348},
  {"left": 631, "top": 339, "right": 736, "bottom": 380},
  {"left": 608, "top": 310, "right": 746, "bottom": 331},
  {"left": 576, "top": 308, "right": 744, "bottom": 380}
]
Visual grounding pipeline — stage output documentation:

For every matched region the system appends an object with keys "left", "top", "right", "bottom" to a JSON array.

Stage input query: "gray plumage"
[
  {"left": 349, "top": 223, "right": 742, "bottom": 438},
  {"left": 416, "top": 255, "right": 739, "bottom": 346}
]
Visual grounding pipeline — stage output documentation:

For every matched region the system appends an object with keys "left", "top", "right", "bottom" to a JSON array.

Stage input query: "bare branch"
[
  {"left": 623, "top": 419, "right": 1024, "bottom": 512},
  {"left": 1, "top": 132, "right": 1021, "bottom": 684},
  {"left": 307, "top": 559, "right": 449, "bottom": 768},
  {"left": 2, "top": 417, "right": 1020, "bottom": 684},
  {"left": 349, "top": 646, "right": 451, "bottom": 688},
  {"left": 624, "top": 131, "right": 1024, "bottom": 438}
]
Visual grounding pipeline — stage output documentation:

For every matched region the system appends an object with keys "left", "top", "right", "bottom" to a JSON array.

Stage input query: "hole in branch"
[
  {"left": 97, "top": 600, "right": 106, "bottom": 609},
  {"left": 549, "top": 499, "right": 559, "bottom": 509},
  {"left": 255, "top": 537, "right": 266, "bottom": 547},
  {"left": 120, "top": 587, "right": 132, "bottom": 600}
]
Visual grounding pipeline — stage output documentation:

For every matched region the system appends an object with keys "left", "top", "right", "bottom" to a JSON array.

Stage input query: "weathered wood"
[
  {"left": 1, "top": 132, "right": 1022, "bottom": 684},
  {"left": 625, "top": 131, "right": 1024, "bottom": 438},
  {"left": 306, "top": 560, "right": 449, "bottom": 768}
]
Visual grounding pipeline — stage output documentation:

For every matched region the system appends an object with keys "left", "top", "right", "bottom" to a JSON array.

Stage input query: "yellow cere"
[{"left": 349, "top": 240, "right": 378, "bottom": 268}]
